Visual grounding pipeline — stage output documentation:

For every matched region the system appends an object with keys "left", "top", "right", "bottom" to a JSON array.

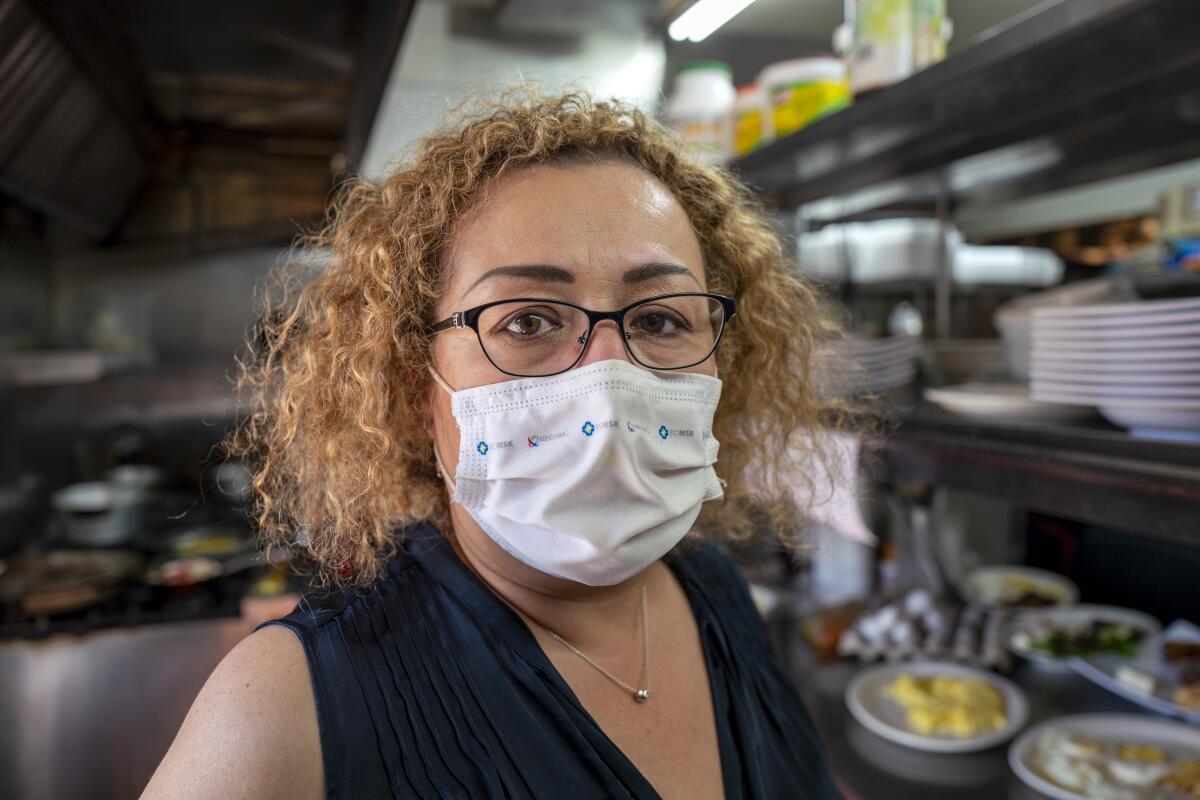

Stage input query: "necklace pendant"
[{"left": 634, "top": 688, "right": 649, "bottom": 703}]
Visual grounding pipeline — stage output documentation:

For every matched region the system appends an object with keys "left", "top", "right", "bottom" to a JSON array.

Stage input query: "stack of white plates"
[
  {"left": 831, "top": 335, "right": 921, "bottom": 394},
  {"left": 924, "top": 339, "right": 1009, "bottom": 383},
  {"left": 1031, "top": 297, "right": 1200, "bottom": 441}
]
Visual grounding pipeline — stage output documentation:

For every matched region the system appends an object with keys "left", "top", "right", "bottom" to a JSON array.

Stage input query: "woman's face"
[{"left": 428, "top": 159, "right": 712, "bottom": 474}]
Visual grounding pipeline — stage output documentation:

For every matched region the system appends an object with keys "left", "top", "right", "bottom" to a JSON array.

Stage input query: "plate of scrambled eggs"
[{"left": 845, "top": 661, "right": 1029, "bottom": 752}]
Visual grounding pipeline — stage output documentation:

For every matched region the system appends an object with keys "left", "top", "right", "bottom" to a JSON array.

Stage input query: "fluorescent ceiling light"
[{"left": 668, "top": 0, "right": 758, "bottom": 43}]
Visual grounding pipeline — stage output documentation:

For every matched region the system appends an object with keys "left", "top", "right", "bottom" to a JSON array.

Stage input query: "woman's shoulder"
[
  {"left": 262, "top": 544, "right": 426, "bottom": 642},
  {"left": 142, "top": 529, "right": 440, "bottom": 800},
  {"left": 140, "top": 625, "right": 324, "bottom": 800}
]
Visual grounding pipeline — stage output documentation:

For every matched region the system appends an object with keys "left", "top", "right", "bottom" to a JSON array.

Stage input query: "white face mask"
[{"left": 431, "top": 359, "right": 724, "bottom": 585}]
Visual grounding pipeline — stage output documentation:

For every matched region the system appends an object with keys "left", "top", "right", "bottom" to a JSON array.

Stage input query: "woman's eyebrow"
[
  {"left": 623, "top": 262, "right": 700, "bottom": 286},
  {"left": 462, "top": 264, "right": 575, "bottom": 299}
]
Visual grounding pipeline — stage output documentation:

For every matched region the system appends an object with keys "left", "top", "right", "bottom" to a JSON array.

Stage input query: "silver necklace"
[{"left": 540, "top": 583, "right": 650, "bottom": 703}]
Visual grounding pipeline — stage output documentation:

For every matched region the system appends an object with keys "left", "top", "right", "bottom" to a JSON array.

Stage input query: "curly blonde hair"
[{"left": 226, "top": 89, "right": 851, "bottom": 589}]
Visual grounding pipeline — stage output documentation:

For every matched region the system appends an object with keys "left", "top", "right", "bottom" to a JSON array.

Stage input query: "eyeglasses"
[{"left": 428, "top": 292, "right": 737, "bottom": 378}]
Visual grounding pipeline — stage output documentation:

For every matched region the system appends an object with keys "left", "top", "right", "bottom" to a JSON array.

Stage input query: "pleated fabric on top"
[{"left": 258, "top": 523, "right": 843, "bottom": 800}]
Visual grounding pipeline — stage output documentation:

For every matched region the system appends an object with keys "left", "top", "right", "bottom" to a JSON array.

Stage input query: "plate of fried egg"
[{"left": 1009, "top": 713, "right": 1200, "bottom": 799}]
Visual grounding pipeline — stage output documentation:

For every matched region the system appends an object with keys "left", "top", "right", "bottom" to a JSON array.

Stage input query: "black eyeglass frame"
[{"left": 427, "top": 291, "right": 737, "bottom": 378}]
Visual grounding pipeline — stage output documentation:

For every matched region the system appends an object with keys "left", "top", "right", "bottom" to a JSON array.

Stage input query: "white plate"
[
  {"left": 868, "top": 374, "right": 912, "bottom": 393},
  {"left": 847, "top": 354, "right": 920, "bottom": 372},
  {"left": 1033, "top": 334, "right": 1200, "bottom": 351},
  {"left": 1036, "top": 307, "right": 1200, "bottom": 331},
  {"left": 845, "top": 661, "right": 1029, "bottom": 753},
  {"left": 1005, "top": 604, "right": 1161, "bottom": 673},
  {"left": 925, "top": 383, "right": 1093, "bottom": 424},
  {"left": 921, "top": 340, "right": 1008, "bottom": 347},
  {"left": 863, "top": 368, "right": 916, "bottom": 385},
  {"left": 1032, "top": 296, "right": 1200, "bottom": 321},
  {"left": 838, "top": 362, "right": 915, "bottom": 383},
  {"left": 1033, "top": 322, "right": 1200, "bottom": 341},
  {"left": 1125, "top": 428, "right": 1200, "bottom": 443},
  {"left": 1099, "top": 405, "right": 1200, "bottom": 436},
  {"left": 1033, "top": 381, "right": 1200, "bottom": 399},
  {"left": 1008, "top": 713, "right": 1200, "bottom": 800},
  {"left": 850, "top": 352, "right": 918, "bottom": 372},
  {"left": 1073, "top": 621, "right": 1200, "bottom": 726},
  {"left": 1030, "top": 369, "right": 1200, "bottom": 386},
  {"left": 1033, "top": 348, "right": 1200, "bottom": 366},
  {"left": 929, "top": 358, "right": 1010, "bottom": 368},
  {"left": 846, "top": 334, "right": 922, "bottom": 356},
  {"left": 962, "top": 565, "right": 1079, "bottom": 608},
  {"left": 1033, "top": 391, "right": 1200, "bottom": 410}
]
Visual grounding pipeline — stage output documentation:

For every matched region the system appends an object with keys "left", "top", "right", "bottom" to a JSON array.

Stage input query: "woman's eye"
[
  {"left": 632, "top": 310, "right": 683, "bottom": 335},
  {"left": 506, "top": 312, "right": 556, "bottom": 336}
]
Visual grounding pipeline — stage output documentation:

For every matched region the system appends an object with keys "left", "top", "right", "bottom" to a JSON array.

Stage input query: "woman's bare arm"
[{"left": 140, "top": 625, "right": 324, "bottom": 800}]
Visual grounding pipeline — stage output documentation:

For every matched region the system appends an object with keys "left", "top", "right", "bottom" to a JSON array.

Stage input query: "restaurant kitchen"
[{"left": 1, "top": 1, "right": 1198, "bottom": 799}]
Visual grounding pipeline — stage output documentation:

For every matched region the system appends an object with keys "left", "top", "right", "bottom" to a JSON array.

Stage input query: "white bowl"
[
  {"left": 1004, "top": 604, "right": 1161, "bottom": 673},
  {"left": 925, "top": 384, "right": 1092, "bottom": 424},
  {"left": 962, "top": 565, "right": 1079, "bottom": 608}
]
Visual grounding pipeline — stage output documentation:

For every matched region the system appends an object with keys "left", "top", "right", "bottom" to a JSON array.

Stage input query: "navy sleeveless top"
[{"left": 258, "top": 524, "right": 842, "bottom": 799}]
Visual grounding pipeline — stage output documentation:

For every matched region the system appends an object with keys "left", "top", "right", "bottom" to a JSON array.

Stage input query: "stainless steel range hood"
[{"left": 0, "top": 0, "right": 147, "bottom": 239}]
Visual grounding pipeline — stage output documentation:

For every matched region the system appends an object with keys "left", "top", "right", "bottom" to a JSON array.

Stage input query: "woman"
[{"left": 142, "top": 91, "right": 847, "bottom": 800}]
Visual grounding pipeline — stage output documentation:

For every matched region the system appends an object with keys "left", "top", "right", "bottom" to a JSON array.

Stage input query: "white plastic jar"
[
  {"left": 757, "top": 57, "right": 849, "bottom": 142},
  {"left": 664, "top": 61, "right": 736, "bottom": 165}
]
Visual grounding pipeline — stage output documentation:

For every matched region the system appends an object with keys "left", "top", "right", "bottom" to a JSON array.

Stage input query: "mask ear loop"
[
  {"left": 428, "top": 364, "right": 456, "bottom": 395},
  {"left": 427, "top": 365, "right": 458, "bottom": 495},
  {"left": 432, "top": 444, "right": 457, "bottom": 495}
]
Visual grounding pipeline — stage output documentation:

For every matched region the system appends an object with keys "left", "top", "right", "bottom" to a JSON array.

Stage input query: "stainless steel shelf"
[
  {"left": 878, "top": 406, "right": 1200, "bottom": 545},
  {"left": 737, "top": 0, "right": 1200, "bottom": 212}
]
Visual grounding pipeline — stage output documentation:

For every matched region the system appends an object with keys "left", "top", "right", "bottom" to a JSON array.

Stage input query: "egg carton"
[{"left": 837, "top": 588, "right": 1012, "bottom": 671}]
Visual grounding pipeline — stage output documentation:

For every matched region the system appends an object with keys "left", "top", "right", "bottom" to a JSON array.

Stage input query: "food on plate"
[
  {"left": 1013, "top": 619, "right": 1147, "bottom": 659},
  {"left": 1117, "top": 666, "right": 1159, "bottom": 695},
  {"left": 1174, "top": 685, "right": 1200, "bottom": 714},
  {"left": 1073, "top": 622, "right": 1200, "bottom": 724},
  {"left": 802, "top": 602, "right": 863, "bottom": 659},
  {"left": 1034, "top": 729, "right": 1200, "bottom": 798},
  {"left": 1162, "top": 760, "right": 1200, "bottom": 797},
  {"left": 145, "top": 556, "right": 223, "bottom": 587},
  {"left": 1164, "top": 641, "right": 1200, "bottom": 663},
  {"left": 884, "top": 673, "right": 1007, "bottom": 738},
  {"left": 991, "top": 574, "right": 1066, "bottom": 607},
  {"left": 1005, "top": 590, "right": 1061, "bottom": 608},
  {"left": 1162, "top": 624, "right": 1200, "bottom": 693}
]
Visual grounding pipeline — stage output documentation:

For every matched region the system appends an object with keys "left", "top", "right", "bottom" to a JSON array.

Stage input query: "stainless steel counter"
[
  {"left": 0, "top": 594, "right": 297, "bottom": 800},
  {"left": 784, "top": 637, "right": 1168, "bottom": 800}
]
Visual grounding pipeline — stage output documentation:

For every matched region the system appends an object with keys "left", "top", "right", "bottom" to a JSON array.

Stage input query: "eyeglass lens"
[{"left": 474, "top": 295, "right": 725, "bottom": 377}]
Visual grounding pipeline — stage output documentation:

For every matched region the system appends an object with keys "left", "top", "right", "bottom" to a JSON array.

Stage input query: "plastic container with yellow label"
[
  {"left": 758, "top": 57, "right": 849, "bottom": 142},
  {"left": 731, "top": 84, "right": 765, "bottom": 156}
]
